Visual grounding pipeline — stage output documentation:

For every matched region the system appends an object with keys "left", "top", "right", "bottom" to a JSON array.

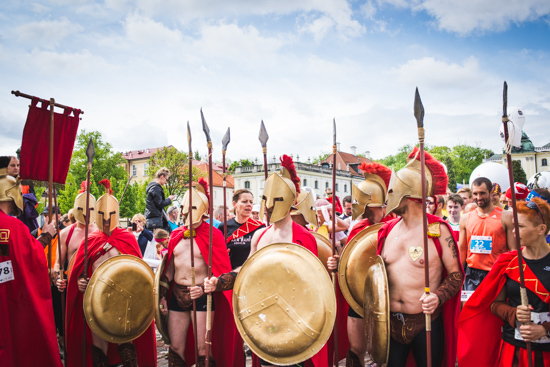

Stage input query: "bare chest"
[
  {"left": 382, "top": 227, "right": 440, "bottom": 269},
  {"left": 172, "top": 238, "right": 206, "bottom": 268},
  {"left": 258, "top": 227, "right": 293, "bottom": 250}
]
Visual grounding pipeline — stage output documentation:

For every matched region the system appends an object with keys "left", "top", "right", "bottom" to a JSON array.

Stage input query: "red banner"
[{"left": 19, "top": 98, "right": 80, "bottom": 184}]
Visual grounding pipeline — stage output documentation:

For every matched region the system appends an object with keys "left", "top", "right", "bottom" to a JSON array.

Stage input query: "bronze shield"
[
  {"left": 338, "top": 222, "right": 383, "bottom": 317},
  {"left": 233, "top": 243, "right": 336, "bottom": 366},
  {"left": 153, "top": 255, "right": 170, "bottom": 344},
  {"left": 364, "top": 255, "right": 390, "bottom": 366},
  {"left": 311, "top": 232, "right": 332, "bottom": 273},
  {"left": 83, "top": 254, "right": 155, "bottom": 344}
]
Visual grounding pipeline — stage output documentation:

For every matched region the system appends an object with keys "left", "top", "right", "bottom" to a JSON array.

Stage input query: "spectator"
[
  {"left": 153, "top": 228, "right": 169, "bottom": 260},
  {"left": 316, "top": 198, "right": 348, "bottom": 250},
  {"left": 325, "top": 187, "right": 343, "bottom": 215},
  {"left": 505, "top": 182, "right": 530, "bottom": 202},
  {"left": 499, "top": 193, "right": 509, "bottom": 210},
  {"left": 458, "top": 177, "right": 515, "bottom": 292},
  {"left": 167, "top": 206, "right": 178, "bottom": 231},
  {"left": 340, "top": 195, "right": 352, "bottom": 235},
  {"left": 7, "top": 156, "right": 20, "bottom": 177},
  {"left": 446, "top": 194, "right": 464, "bottom": 240},
  {"left": 129, "top": 213, "right": 154, "bottom": 256},
  {"left": 427, "top": 195, "right": 446, "bottom": 220},
  {"left": 491, "top": 183, "right": 504, "bottom": 208},
  {"left": 458, "top": 187, "right": 473, "bottom": 207},
  {"left": 251, "top": 204, "right": 261, "bottom": 221},
  {"left": 145, "top": 167, "right": 175, "bottom": 232}
]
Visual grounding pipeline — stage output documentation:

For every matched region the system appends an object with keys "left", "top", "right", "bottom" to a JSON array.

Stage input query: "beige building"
[
  {"left": 484, "top": 133, "right": 550, "bottom": 179},
  {"left": 121, "top": 147, "right": 170, "bottom": 184}
]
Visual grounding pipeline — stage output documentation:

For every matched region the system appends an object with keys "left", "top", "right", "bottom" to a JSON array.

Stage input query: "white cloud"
[
  {"left": 16, "top": 17, "right": 83, "bottom": 47},
  {"left": 25, "top": 49, "right": 112, "bottom": 74},
  {"left": 299, "top": 16, "right": 336, "bottom": 41},
  {"left": 31, "top": 3, "right": 51, "bottom": 13},
  {"left": 124, "top": 13, "right": 183, "bottom": 46}
]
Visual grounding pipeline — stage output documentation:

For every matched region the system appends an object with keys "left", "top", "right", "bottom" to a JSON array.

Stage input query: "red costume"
[
  {"left": 162, "top": 221, "right": 245, "bottom": 366},
  {"left": 65, "top": 227, "right": 157, "bottom": 367},
  {"left": 327, "top": 195, "right": 343, "bottom": 215},
  {"left": 458, "top": 250, "right": 550, "bottom": 366},
  {"left": 377, "top": 215, "right": 463, "bottom": 367},
  {"left": 0, "top": 210, "right": 62, "bottom": 367}
]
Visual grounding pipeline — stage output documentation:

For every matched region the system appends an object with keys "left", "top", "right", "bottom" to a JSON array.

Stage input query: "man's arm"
[
  {"left": 53, "top": 226, "right": 69, "bottom": 273},
  {"left": 501, "top": 210, "right": 516, "bottom": 250},
  {"left": 457, "top": 214, "right": 469, "bottom": 267}
]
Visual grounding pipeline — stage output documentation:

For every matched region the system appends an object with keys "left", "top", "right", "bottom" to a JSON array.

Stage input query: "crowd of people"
[{"left": 2, "top": 149, "right": 550, "bottom": 367}]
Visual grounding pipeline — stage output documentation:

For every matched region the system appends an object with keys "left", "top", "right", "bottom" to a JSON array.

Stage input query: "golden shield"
[
  {"left": 84, "top": 254, "right": 155, "bottom": 344},
  {"left": 153, "top": 255, "right": 170, "bottom": 344},
  {"left": 233, "top": 243, "right": 336, "bottom": 366},
  {"left": 310, "top": 232, "right": 332, "bottom": 273},
  {"left": 338, "top": 222, "right": 383, "bottom": 317},
  {"left": 364, "top": 255, "right": 390, "bottom": 366}
]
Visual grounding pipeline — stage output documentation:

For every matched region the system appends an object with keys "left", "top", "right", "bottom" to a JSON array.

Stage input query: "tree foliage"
[
  {"left": 228, "top": 158, "right": 254, "bottom": 172},
  {"left": 147, "top": 146, "right": 204, "bottom": 199},
  {"left": 311, "top": 153, "right": 331, "bottom": 165},
  {"left": 512, "top": 160, "right": 527, "bottom": 184}
]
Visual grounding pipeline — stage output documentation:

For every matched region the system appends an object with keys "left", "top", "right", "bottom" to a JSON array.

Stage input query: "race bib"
[
  {"left": 515, "top": 312, "right": 550, "bottom": 343},
  {"left": 470, "top": 235, "right": 492, "bottom": 254},
  {"left": 461, "top": 290, "right": 474, "bottom": 302},
  {"left": 0, "top": 260, "right": 14, "bottom": 284}
]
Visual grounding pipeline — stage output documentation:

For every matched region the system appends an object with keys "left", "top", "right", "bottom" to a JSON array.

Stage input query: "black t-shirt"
[
  {"left": 502, "top": 252, "right": 550, "bottom": 351},
  {"left": 225, "top": 218, "right": 265, "bottom": 270}
]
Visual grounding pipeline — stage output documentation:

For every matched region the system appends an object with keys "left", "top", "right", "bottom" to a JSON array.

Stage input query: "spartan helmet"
[
  {"left": 95, "top": 180, "right": 119, "bottom": 235},
  {"left": 0, "top": 168, "right": 23, "bottom": 217},
  {"left": 73, "top": 186, "right": 96, "bottom": 225},
  {"left": 261, "top": 168, "right": 297, "bottom": 224},
  {"left": 352, "top": 173, "right": 387, "bottom": 221},
  {"left": 181, "top": 182, "right": 209, "bottom": 227},
  {"left": 291, "top": 187, "right": 318, "bottom": 227}
]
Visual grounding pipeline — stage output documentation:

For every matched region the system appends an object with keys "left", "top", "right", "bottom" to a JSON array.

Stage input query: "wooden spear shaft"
[
  {"left": 205, "top": 142, "right": 214, "bottom": 366},
  {"left": 47, "top": 98, "right": 54, "bottom": 270},
  {"left": 502, "top": 81, "right": 533, "bottom": 367},
  {"left": 222, "top": 151, "right": 228, "bottom": 238},
  {"left": 53, "top": 188, "right": 66, "bottom": 366},
  {"left": 331, "top": 119, "right": 339, "bottom": 366}
]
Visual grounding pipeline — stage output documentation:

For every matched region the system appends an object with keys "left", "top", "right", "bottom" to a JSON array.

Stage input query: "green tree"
[
  {"left": 194, "top": 150, "right": 201, "bottom": 161},
  {"left": 376, "top": 144, "right": 415, "bottom": 171},
  {"left": 228, "top": 158, "right": 254, "bottom": 172},
  {"left": 512, "top": 160, "right": 527, "bottom": 184},
  {"left": 451, "top": 145, "right": 493, "bottom": 186},
  {"left": 312, "top": 153, "right": 331, "bottom": 165},
  {"left": 147, "top": 146, "right": 203, "bottom": 199}
]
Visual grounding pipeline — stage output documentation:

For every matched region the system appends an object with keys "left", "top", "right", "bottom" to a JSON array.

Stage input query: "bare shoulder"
[
  {"left": 501, "top": 208, "right": 513, "bottom": 222},
  {"left": 251, "top": 227, "right": 267, "bottom": 245},
  {"left": 459, "top": 212, "right": 469, "bottom": 228}
]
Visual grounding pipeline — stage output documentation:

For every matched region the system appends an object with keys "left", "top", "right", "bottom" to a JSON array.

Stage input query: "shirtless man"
[
  {"left": 57, "top": 179, "right": 156, "bottom": 367},
  {"left": 159, "top": 178, "right": 235, "bottom": 367},
  {"left": 205, "top": 155, "right": 322, "bottom": 367},
  {"left": 53, "top": 182, "right": 98, "bottom": 280},
  {"left": 377, "top": 148, "right": 463, "bottom": 367}
]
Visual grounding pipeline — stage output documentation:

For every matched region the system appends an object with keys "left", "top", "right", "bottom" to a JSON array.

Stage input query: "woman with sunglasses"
[{"left": 458, "top": 197, "right": 550, "bottom": 366}]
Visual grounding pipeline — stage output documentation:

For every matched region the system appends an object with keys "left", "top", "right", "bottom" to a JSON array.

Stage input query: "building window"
[
  {"left": 244, "top": 181, "right": 250, "bottom": 189},
  {"left": 315, "top": 181, "right": 318, "bottom": 189},
  {"left": 325, "top": 182, "right": 329, "bottom": 189},
  {"left": 543, "top": 158, "right": 548, "bottom": 167},
  {"left": 132, "top": 164, "right": 137, "bottom": 177},
  {"left": 344, "top": 184, "right": 347, "bottom": 193},
  {"left": 335, "top": 183, "right": 339, "bottom": 191},
  {"left": 303, "top": 179, "right": 307, "bottom": 187},
  {"left": 143, "top": 163, "right": 149, "bottom": 176}
]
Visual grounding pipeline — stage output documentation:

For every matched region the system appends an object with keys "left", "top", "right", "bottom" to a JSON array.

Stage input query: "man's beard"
[
  {"left": 475, "top": 198, "right": 489, "bottom": 209},
  {"left": 392, "top": 205, "right": 407, "bottom": 217}
]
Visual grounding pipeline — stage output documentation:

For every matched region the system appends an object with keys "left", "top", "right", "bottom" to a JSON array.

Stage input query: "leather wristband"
[
  {"left": 490, "top": 301, "right": 517, "bottom": 327},
  {"left": 215, "top": 271, "right": 237, "bottom": 292},
  {"left": 433, "top": 271, "right": 463, "bottom": 306},
  {"left": 159, "top": 275, "right": 170, "bottom": 299},
  {"left": 38, "top": 232, "right": 53, "bottom": 249}
]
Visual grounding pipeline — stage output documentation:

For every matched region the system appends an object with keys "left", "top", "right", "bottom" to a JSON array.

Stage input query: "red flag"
[{"left": 19, "top": 97, "right": 80, "bottom": 184}]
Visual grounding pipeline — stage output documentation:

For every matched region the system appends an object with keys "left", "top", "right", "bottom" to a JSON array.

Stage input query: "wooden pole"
[
  {"left": 11, "top": 90, "right": 84, "bottom": 114},
  {"left": 331, "top": 118, "right": 339, "bottom": 366}
]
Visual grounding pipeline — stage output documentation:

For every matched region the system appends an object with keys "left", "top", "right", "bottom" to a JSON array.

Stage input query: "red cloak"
[
  {"left": 377, "top": 214, "right": 463, "bottom": 367},
  {"left": 226, "top": 217, "right": 264, "bottom": 244},
  {"left": 0, "top": 211, "right": 62, "bottom": 367},
  {"left": 65, "top": 227, "right": 157, "bottom": 367},
  {"left": 163, "top": 221, "right": 245, "bottom": 366},
  {"left": 327, "top": 195, "right": 343, "bottom": 215},
  {"left": 457, "top": 250, "right": 550, "bottom": 367}
]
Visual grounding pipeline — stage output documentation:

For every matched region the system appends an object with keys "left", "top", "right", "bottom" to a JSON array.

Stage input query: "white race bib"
[
  {"left": 470, "top": 235, "right": 492, "bottom": 254},
  {"left": 461, "top": 290, "right": 474, "bottom": 302},
  {"left": 515, "top": 312, "right": 550, "bottom": 343},
  {"left": 0, "top": 260, "right": 15, "bottom": 284}
]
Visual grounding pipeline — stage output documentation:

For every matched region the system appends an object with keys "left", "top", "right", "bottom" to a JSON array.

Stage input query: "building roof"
[
  {"left": 121, "top": 146, "right": 174, "bottom": 161},
  {"left": 321, "top": 150, "right": 372, "bottom": 177},
  {"left": 193, "top": 161, "right": 234, "bottom": 188}
]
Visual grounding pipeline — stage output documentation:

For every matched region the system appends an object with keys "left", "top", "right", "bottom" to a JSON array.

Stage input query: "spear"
[
  {"left": 414, "top": 88, "right": 432, "bottom": 367},
  {"left": 502, "top": 81, "right": 533, "bottom": 367},
  {"left": 187, "top": 122, "right": 200, "bottom": 364},
  {"left": 53, "top": 188, "right": 66, "bottom": 365},
  {"left": 201, "top": 109, "right": 215, "bottom": 366},
  {"left": 331, "top": 118, "right": 339, "bottom": 366},
  {"left": 82, "top": 138, "right": 94, "bottom": 367},
  {"left": 222, "top": 128, "right": 231, "bottom": 238},
  {"left": 259, "top": 121, "right": 269, "bottom": 181}
]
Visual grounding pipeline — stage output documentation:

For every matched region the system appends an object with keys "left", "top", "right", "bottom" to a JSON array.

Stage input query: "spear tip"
[
  {"left": 259, "top": 120, "right": 269, "bottom": 147},
  {"left": 86, "top": 138, "right": 95, "bottom": 163},
  {"left": 414, "top": 87, "right": 425, "bottom": 128}
]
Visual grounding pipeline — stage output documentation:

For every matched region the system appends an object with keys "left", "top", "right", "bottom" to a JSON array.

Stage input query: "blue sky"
[{"left": 1, "top": 0, "right": 549, "bottom": 164}]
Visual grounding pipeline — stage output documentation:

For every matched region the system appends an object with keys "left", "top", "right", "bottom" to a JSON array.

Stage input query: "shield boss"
[
  {"left": 233, "top": 243, "right": 336, "bottom": 366},
  {"left": 84, "top": 254, "right": 155, "bottom": 344}
]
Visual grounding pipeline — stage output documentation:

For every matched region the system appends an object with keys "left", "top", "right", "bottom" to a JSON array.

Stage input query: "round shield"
[
  {"left": 84, "top": 254, "right": 155, "bottom": 344},
  {"left": 364, "top": 255, "right": 390, "bottom": 366},
  {"left": 338, "top": 222, "right": 383, "bottom": 317},
  {"left": 153, "top": 255, "right": 170, "bottom": 344},
  {"left": 233, "top": 243, "right": 336, "bottom": 366},
  {"left": 311, "top": 232, "right": 332, "bottom": 273},
  {"left": 67, "top": 251, "right": 77, "bottom": 282}
]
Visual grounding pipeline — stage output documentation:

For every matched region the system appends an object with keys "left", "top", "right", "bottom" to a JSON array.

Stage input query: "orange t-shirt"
[
  {"left": 465, "top": 206, "right": 508, "bottom": 271},
  {"left": 39, "top": 228, "right": 58, "bottom": 268}
]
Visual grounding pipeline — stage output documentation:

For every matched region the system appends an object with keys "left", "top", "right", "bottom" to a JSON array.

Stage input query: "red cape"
[
  {"left": 377, "top": 214, "right": 463, "bottom": 367},
  {"left": 163, "top": 221, "right": 245, "bottom": 366},
  {"left": 65, "top": 227, "right": 157, "bottom": 367},
  {"left": 327, "top": 195, "right": 343, "bottom": 214},
  {"left": 253, "top": 221, "right": 326, "bottom": 367},
  {"left": 226, "top": 217, "right": 264, "bottom": 244},
  {"left": 0, "top": 211, "right": 62, "bottom": 367},
  {"left": 457, "top": 250, "right": 542, "bottom": 367}
]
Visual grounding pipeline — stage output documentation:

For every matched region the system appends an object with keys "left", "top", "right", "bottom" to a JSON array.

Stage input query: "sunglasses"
[{"left": 526, "top": 201, "right": 545, "bottom": 225}]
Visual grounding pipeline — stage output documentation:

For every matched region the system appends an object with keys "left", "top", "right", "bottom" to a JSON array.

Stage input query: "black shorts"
[
  {"left": 168, "top": 292, "right": 215, "bottom": 312},
  {"left": 348, "top": 306, "right": 363, "bottom": 319},
  {"left": 463, "top": 265, "right": 489, "bottom": 291}
]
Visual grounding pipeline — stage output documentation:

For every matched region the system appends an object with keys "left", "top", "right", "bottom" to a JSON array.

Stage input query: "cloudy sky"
[{"left": 1, "top": 0, "right": 549, "bottom": 164}]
